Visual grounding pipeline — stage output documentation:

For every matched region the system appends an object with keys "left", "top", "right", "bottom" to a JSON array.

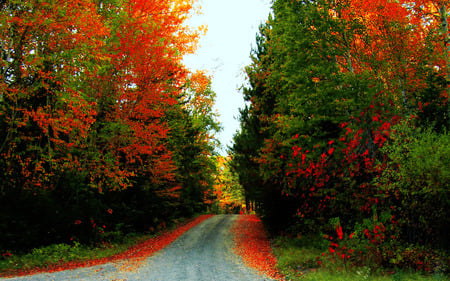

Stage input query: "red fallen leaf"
[
  {"left": 1, "top": 215, "right": 214, "bottom": 278},
  {"left": 231, "top": 215, "right": 284, "bottom": 280}
]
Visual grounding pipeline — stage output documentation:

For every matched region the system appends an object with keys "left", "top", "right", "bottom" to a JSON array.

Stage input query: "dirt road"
[{"left": 3, "top": 215, "right": 274, "bottom": 281}]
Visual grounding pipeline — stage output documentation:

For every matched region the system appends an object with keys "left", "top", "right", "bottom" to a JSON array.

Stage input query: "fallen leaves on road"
[
  {"left": 2, "top": 215, "right": 214, "bottom": 278},
  {"left": 231, "top": 215, "right": 283, "bottom": 280}
]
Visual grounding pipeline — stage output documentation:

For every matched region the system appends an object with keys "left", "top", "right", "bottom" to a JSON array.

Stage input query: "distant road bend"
[{"left": 4, "top": 215, "right": 275, "bottom": 281}]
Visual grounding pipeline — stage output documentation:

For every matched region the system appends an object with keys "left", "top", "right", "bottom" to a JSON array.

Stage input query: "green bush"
[
  {"left": 271, "top": 235, "right": 449, "bottom": 281},
  {"left": 378, "top": 121, "right": 449, "bottom": 248}
]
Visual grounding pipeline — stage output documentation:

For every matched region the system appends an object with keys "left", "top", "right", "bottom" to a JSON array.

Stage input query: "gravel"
[{"left": 2, "top": 214, "right": 275, "bottom": 281}]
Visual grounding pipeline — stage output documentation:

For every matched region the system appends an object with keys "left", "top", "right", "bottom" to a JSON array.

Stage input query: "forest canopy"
[
  {"left": 231, "top": 0, "right": 449, "bottom": 273},
  {"left": 0, "top": 0, "right": 220, "bottom": 251}
]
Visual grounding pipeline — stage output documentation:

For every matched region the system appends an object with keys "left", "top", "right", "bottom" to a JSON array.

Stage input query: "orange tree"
[
  {"left": 211, "top": 156, "right": 244, "bottom": 213},
  {"left": 0, "top": 0, "right": 109, "bottom": 248},
  {"left": 0, "top": 0, "right": 217, "bottom": 251}
]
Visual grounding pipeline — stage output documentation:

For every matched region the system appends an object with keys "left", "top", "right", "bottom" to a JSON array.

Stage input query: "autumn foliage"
[
  {"left": 232, "top": 0, "right": 449, "bottom": 273},
  {"left": 1, "top": 215, "right": 213, "bottom": 278},
  {"left": 232, "top": 215, "right": 282, "bottom": 280},
  {"left": 209, "top": 156, "right": 245, "bottom": 213},
  {"left": 0, "top": 0, "right": 219, "bottom": 254}
]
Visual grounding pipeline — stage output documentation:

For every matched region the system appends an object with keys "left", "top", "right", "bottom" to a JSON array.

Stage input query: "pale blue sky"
[{"left": 184, "top": 0, "right": 272, "bottom": 155}]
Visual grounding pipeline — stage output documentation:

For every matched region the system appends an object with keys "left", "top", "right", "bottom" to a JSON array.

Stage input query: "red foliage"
[
  {"left": 231, "top": 215, "right": 283, "bottom": 280},
  {"left": 1, "top": 215, "right": 214, "bottom": 278},
  {"left": 0, "top": 0, "right": 203, "bottom": 193}
]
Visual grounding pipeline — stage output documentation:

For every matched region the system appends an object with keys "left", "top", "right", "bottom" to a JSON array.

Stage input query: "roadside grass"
[
  {"left": 0, "top": 214, "right": 212, "bottom": 277},
  {"left": 0, "top": 234, "right": 143, "bottom": 274},
  {"left": 272, "top": 235, "right": 449, "bottom": 281}
]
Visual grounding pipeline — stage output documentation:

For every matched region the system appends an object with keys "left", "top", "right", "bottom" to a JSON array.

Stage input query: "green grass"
[
  {"left": 0, "top": 215, "right": 200, "bottom": 276},
  {"left": 0, "top": 233, "right": 146, "bottom": 274},
  {"left": 271, "top": 235, "right": 449, "bottom": 281}
]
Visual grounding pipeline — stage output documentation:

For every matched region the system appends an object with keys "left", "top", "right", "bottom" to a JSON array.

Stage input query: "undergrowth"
[
  {"left": 0, "top": 214, "right": 211, "bottom": 277},
  {"left": 0, "top": 235, "right": 141, "bottom": 274},
  {"left": 272, "top": 235, "right": 449, "bottom": 281}
]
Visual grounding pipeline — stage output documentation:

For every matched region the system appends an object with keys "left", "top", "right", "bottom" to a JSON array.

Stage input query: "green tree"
[
  {"left": 167, "top": 71, "right": 221, "bottom": 216},
  {"left": 233, "top": 0, "right": 449, "bottom": 271}
]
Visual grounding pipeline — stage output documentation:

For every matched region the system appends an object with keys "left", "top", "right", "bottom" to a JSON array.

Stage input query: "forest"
[
  {"left": 231, "top": 0, "right": 449, "bottom": 276},
  {"left": 0, "top": 0, "right": 449, "bottom": 279},
  {"left": 0, "top": 0, "right": 222, "bottom": 252}
]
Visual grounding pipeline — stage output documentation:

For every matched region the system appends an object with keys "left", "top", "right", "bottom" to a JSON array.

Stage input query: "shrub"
[{"left": 378, "top": 120, "right": 449, "bottom": 248}]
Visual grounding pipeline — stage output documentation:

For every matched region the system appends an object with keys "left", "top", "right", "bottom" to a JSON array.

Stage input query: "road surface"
[{"left": 3, "top": 215, "right": 274, "bottom": 281}]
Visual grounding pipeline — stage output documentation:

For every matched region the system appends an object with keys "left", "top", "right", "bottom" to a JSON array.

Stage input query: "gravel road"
[{"left": 2, "top": 215, "right": 274, "bottom": 281}]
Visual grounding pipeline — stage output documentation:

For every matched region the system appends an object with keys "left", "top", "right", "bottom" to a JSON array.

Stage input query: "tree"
[
  {"left": 167, "top": 71, "right": 221, "bottom": 216},
  {"left": 0, "top": 0, "right": 107, "bottom": 190},
  {"left": 0, "top": 0, "right": 220, "bottom": 251},
  {"left": 212, "top": 156, "right": 244, "bottom": 213},
  {"left": 233, "top": 0, "right": 449, "bottom": 270}
]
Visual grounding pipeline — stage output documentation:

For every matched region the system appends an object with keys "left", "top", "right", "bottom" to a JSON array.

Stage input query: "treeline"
[
  {"left": 210, "top": 156, "right": 245, "bottom": 213},
  {"left": 0, "top": 0, "right": 219, "bottom": 252},
  {"left": 232, "top": 0, "right": 449, "bottom": 272}
]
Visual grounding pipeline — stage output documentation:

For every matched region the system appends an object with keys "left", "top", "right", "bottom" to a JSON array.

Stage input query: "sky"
[{"left": 183, "top": 0, "right": 272, "bottom": 155}]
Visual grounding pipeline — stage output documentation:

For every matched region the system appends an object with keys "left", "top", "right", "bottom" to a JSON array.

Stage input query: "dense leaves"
[
  {"left": 210, "top": 156, "right": 245, "bottom": 213},
  {"left": 0, "top": 0, "right": 220, "bottom": 254},
  {"left": 232, "top": 0, "right": 449, "bottom": 273}
]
